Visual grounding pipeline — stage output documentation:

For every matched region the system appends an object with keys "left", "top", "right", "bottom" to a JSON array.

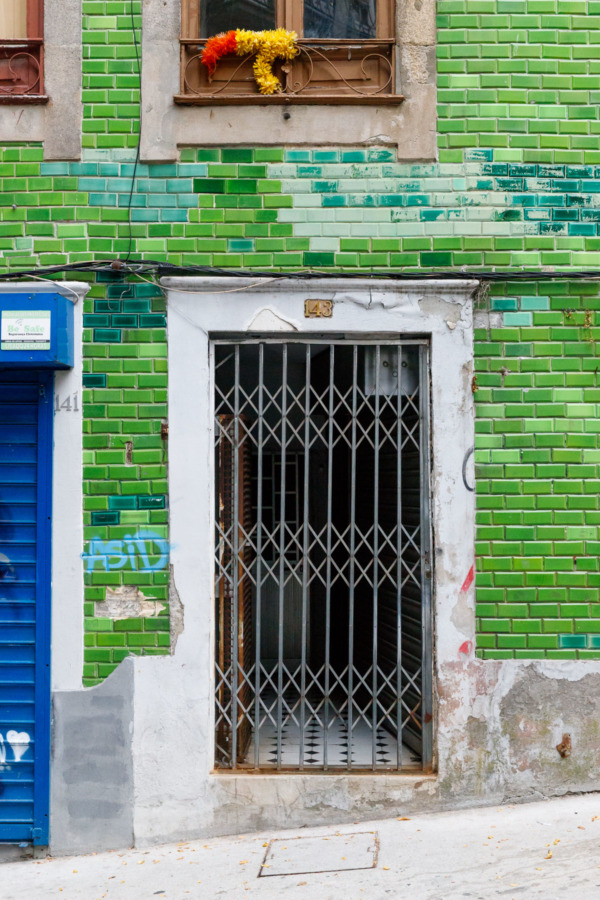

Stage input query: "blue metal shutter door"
[{"left": 0, "top": 372, "right": 52, "bottom": 844}]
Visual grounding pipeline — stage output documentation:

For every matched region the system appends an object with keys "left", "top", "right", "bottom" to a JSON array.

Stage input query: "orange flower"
[{"left": 201, "top": 30, "right": 238, "bottom": 77}]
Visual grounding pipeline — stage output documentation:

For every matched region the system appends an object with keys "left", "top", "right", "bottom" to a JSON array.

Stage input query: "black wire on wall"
[
  {"left": 124, "top": 0, "right": 142, "bottom": 263},
  {"left": 1, "top": 260, "right": 600, "bottom": 284}
]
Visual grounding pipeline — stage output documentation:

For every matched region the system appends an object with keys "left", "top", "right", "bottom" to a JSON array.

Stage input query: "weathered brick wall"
[
  {"left": 1, "top": 0, "right": 600, "bottom": 681},
  {"left": 81, "top": 275, "right": 168, "bottom": 684},
  {"left": 476, "top": 281, "right": 600, "bottom": 659}
]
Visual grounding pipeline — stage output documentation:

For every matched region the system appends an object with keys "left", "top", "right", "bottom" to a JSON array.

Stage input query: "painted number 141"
[{"left": 54, "top": 392, "right": 79, "bottom": 412}]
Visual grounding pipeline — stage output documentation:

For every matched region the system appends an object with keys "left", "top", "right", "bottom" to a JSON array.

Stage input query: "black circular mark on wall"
[{"left": 462, "top": 446, "right": 475, "bottom": 492}]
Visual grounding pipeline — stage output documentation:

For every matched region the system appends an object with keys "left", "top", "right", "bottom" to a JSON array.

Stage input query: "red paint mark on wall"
[
  {"left": 458, "top": 566, "right": 475, "bottom": 657},
  {"left": 460, "top": 566, "right": 474, "bottom": 593}
]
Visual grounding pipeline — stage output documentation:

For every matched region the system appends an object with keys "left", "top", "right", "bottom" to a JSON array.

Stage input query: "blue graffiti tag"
[{"left": 82, "top": 530, "right": 169, "bottom": 573}]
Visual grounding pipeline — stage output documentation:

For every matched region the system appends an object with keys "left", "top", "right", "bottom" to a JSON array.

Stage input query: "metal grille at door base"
[{"left": 214, "top": 339, "right": 432, "bottom": 771}]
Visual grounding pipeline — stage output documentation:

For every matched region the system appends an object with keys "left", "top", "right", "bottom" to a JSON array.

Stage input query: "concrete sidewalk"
[{"left": 3, "top": 793, "right": 600, "bottom": 899}]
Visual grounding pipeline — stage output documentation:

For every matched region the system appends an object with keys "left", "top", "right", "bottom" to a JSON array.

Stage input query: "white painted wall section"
[{"left": 130, "top": 277, "right": 477, "bottom": 845}]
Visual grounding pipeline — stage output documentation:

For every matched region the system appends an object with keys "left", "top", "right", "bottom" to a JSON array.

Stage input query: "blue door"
[{"left": 0, "top": 371, "right": 52, "bottom": 845}]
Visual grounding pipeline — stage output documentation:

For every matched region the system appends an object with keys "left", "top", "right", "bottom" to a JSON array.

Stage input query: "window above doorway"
[
  {"left": 140, "top": 0, "right": 436, "bottom": 162},
  {"left": 0, "top": 0, "right": 45, "bottom": 100},
  {"left": 0, "top": 0, "right": 82, "bottom": 159},
  {"left": 177, "top": 0, "right": 400, "bottom": 104}
]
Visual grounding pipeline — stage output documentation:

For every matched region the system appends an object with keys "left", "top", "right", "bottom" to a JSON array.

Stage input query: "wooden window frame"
[
  {"left": 0, "top": 0, "right": 46, "bottom": 102},
  {"left": 177, "top": 0, "right": 403, "bottom": 105}
]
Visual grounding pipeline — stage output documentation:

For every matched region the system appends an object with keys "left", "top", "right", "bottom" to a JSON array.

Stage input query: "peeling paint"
[
  {"left": 95, "top": 585, "right": 165, "bottom": 620},
  {"left": 168, "top": 566, "right": 184, "bottom": 652},
  {"left": 418, "top": 294, "right": 463, "bottom": 322}
]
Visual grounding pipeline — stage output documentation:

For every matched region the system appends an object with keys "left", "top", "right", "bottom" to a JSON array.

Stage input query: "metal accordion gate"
[{"left": 214, "top": 337, "right": 432, "bottom": 772}]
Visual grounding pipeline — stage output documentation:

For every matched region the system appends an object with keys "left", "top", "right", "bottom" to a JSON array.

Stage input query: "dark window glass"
[
  {"left": 202, "top": 0, "right": 276, "bottom": 37},
  {"left": 304, "top": 0, "right": 377, "bottom": 39}
]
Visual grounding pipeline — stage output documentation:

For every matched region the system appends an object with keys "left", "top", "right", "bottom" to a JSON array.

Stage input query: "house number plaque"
[{"left": 304, "top": 299, "right": 333, "bottom": 318}]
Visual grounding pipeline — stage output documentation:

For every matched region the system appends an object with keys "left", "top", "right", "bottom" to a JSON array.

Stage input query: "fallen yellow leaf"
[
  {"left": 239, "top": 860, "right": 248, "bottom": 865},
  {"left": 383, "top": 866, "right": 390, "bottom": 870},
  {"left": 397, "top": 816, "right": 410, "bottom": 821},
  {"left": 545, "top": 851, "right": 552, "bottom": 860}
]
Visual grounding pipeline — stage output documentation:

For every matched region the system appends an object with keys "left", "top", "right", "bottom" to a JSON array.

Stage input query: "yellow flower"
[{"left": 235, "top": 28, "right": 298, "bottom": 94}]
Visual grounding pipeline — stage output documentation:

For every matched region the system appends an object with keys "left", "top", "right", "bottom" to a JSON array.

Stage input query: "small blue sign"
[{"left": 0, "top": 292, "right": 74, "bottom": 368}]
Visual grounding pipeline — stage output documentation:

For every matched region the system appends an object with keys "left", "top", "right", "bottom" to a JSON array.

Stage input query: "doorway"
[
  {"left": 213, "top": 338, "right": 432, "bottom": 772},
  {"left": 0, "top": 371, "right": 52, "bottom": 842}
]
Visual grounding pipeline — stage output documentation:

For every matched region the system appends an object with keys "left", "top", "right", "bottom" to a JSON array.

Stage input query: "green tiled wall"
[
  {"left": 476, "top": 280, "right": 600, "bottom": 659},
  {"left": 81, "top": 275, "right": 169, "bottom": 684},
  {"left": 2, "top": 0, "right": 600, "bottom": 680}
]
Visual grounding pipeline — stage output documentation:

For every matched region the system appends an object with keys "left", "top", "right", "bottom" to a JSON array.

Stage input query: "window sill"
[
  {"left": 0, "top": 94, "right": 48, "bottom": 104},
  {"left": 174, "top": 92, "right": 404, "bottom": 106}
]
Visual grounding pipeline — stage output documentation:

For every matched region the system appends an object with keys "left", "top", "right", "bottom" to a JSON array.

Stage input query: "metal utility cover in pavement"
[{"left": 259, "top": 831, "right": 379, "bottom": 876}]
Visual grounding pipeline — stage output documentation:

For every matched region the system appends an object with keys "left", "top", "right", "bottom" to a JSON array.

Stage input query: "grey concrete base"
[
  {"left": 49, "top": 660, "right": 134, "bottom": 856},
  {"left": 5, "top": 794, "right": 600, "bottom": 898},
  {"left": 0, "top": 845, "right": 34, "bottom": 863}
]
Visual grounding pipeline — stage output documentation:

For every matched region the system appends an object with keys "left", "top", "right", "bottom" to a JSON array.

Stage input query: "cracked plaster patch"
[
  {"left": 95, "top": 585, "right": 165, "bottom": 620},
  {"left": 246, "top": 307, "right": 299, "bottom": 332}
]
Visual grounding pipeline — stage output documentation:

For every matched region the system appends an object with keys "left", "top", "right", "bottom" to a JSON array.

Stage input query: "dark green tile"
[
  {"left": 108, "top": 496, "right": 138, "bottom": 510},
  {"left": 222, "top": 149, "right": 254, "bottom": 163},
  {"left": 193, "top": 178, "right": 226, "bottom": 193},
  {"left": 558, "top": 634, "right": 586, "bottom": 649},
  {"left": 82, "top": 374, "right": 107, "bottom": 388},
  {"left": 111, "top": 315, "right": 138, "bottom": 327},
  {"left": 303, "top": 252, "right": 335, "bottom": 267},
  {"left": 94, "top": 329, "right": 122, "bottom": 343},
  {"left": 91, "top": 511, "right": 120, "bottom": 525},
  {"left": 138, "top": 495, "right": 166, "bottom": 509}
]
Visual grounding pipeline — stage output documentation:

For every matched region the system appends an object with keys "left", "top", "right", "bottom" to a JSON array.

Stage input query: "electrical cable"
[
  {"left": 22, "top": 273, "right": 83, "bottom": 303},
  {"left": 124, "top": 0, "right": 142, "bottom": 263},
  {"left": 2, "top": 260, "right": 600, "bottom": 285}
]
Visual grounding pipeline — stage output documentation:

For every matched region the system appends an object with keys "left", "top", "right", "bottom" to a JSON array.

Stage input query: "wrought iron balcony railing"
[
  {"left": 0, "top": 39, "right": 45, "bottom": 100},
  {"left": 176, "top": 39, "right": 404, "bottom": 105}
]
